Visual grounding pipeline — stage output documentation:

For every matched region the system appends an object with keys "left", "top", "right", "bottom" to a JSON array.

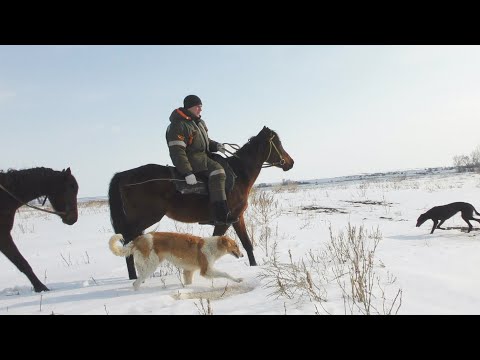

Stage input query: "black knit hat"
[{"left": 183, "top": 95, "right": 202, "bottom": 109}]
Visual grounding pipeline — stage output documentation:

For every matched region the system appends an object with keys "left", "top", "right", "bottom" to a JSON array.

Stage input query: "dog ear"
[{"left": 221, "top": 236, "right": 229, "bottom": 246}]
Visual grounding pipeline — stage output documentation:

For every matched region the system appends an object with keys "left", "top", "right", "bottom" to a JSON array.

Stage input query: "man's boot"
[{"left": 213, "top": 200, "right": 239, "bottom": 225}]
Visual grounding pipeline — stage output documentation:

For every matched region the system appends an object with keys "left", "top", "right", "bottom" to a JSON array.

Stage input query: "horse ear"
[
  {"left": 65, "top": 167, "right": 71, "bottom": 176},
  {"left": 262, "top": 126, "right": 273, "bottom": 135}
]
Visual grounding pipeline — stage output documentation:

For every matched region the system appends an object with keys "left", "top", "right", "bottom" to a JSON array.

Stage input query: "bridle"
[
  {"left": 262, "top": 134, "right": 286, "bottom": 168},
  {"left": 0, "top": 183, "right": 67, "bottom": 216},
  {"left": 223, "top": 134, "right": 285, "bottom": 168}
]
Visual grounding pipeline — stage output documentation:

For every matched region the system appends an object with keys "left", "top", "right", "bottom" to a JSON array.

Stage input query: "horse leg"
[
  {"left": 212, "top": 220, "right": 257, "bottom": 265},
  {"left": 122, "top": 233, "right": 140, "bottom": 280},
  {"left": 126, "top": 254, "right": 137, "bottom": 280},
  {"left": 116, "top": 229, "right": 140, "bottom": 279},
  {"left": 231, "top": 215, "right": 257, "bottom": 266},
  {"left": 0, "top": 232, "right": 49, "bottom": 292},
  {"left": 213, "top": 223, "right": 230, "bottom": 236}
]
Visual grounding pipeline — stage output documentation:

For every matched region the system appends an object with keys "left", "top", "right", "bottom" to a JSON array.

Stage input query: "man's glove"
[
  {"left": 185, "top": 174, "right": 197, "bottom": 185},
  {"left": 217, "top": 144, "right": 226, "bottom": 154}
]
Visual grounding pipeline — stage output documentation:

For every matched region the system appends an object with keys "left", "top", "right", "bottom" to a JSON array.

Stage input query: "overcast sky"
[{"left": 1, "top": 45, "right": 479, "bottom": 197}]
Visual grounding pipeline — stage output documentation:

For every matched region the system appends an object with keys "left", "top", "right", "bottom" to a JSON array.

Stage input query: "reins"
[
  {"left": 222, "top": 143, "right": 241, "bottom": 158},
  {"left": 125, "top": 142, "right": 240, "bottom": 187},
  {"left": 224, "top": 138, "right": 285, "bottom": 168},
  {"left": 0, "top": 183, "right": 66, "bottom": 215},
  {"left": 124, "top": 178, "right": 205, "bottom": 187},
  {"left": 124, "top": 136, "right": 285, "bottom": 187}
]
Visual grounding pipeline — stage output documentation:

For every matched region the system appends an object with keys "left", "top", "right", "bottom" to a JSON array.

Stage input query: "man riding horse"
[{"left": 166, "top": 95, "right": 237, "bottom": 225}]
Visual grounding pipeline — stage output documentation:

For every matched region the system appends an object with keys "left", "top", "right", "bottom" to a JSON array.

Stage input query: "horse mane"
[
  {"left": 228, "top": 127, "right": 278, "bottom": 177},
  {"left": 237, "top": 126, "right": 279, "bottom": 155},
  {"left": 0, "top": 167, "right": 58, "bottom": 190}
]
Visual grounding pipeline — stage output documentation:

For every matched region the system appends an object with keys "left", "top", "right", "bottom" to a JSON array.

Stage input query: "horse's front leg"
[
  {"left": 232, "top": 215, "right": 257, "bottom": 266},
  {"left": 212, "top": 223, "right": 230, "bottom": 236},
  {"left": 0, "top": 231, "right": 49, "bottom": 292}
]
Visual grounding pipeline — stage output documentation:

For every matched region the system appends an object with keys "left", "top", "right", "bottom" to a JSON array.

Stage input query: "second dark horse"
[{"left": 108, "top": 126, "right": 294, "bottom": 279}]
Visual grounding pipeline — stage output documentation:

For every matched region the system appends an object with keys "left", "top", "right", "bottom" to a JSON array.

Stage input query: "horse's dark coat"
[
  {"left": 108, "top": 127, "right": 294, "bottom": 279},
  {"left": 0, "top": 167, "right": 79, "bottom": 292}
]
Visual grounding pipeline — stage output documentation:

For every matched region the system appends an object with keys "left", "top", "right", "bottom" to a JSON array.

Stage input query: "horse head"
[
  {"left": 48, "top": 167, "right": 79, "bottom": 225},
  {"left": 260, "top": 126, "right": 294, "bottom": 171}
]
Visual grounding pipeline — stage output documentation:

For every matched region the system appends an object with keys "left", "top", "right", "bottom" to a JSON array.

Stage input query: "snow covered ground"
[{"left": 1, "top": 170, "right": 480, "bottom": 315}]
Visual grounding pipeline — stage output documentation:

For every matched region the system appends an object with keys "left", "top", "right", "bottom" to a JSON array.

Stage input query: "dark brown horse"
[
  {"left": 108, "top": 126, "right": 294, "bottom": 279},
  {"left": 0, "top": 167, "right": 79, "bottom": 292}
]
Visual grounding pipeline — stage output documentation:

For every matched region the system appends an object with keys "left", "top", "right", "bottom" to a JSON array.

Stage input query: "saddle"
[{"left": 168, "top": 153, "right": 237, "bottom": 196}]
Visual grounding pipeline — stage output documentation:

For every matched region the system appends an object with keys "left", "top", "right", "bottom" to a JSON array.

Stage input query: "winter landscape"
[{"left": 1, "top": 167, "right": 480, "bottom": 315}]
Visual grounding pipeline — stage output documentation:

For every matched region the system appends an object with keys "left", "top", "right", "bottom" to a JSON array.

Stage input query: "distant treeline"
[
  {"left": 255, "top": 167, "right": 459, "bottom": 189},
  {"left": 453, "top": 145, "right": 480, "bottom": 172},
  {"left": 256, "top": 179, "right": 309, "bottom": 188}
]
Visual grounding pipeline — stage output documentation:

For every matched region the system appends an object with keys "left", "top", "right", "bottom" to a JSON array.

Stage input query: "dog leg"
[
  {"left": 204, "top": 268, "right": 242, "bottom": 283},
  {"left": 133, "top": 277, "right": 146, "bottom": 291},
  {"left": 133, "top": 266, "right": 153, "bottom": 290},
  {"left": 471, "top": 218, "right": 480, "bottom": 232},
  {"left": 437, "top": 219, "right": 446, "bottom": 230},
  {"left": 471, "top": 218, "right": 480, "bottom": 226},
  {"left": 132, "top": 256, "right": 159, "bottom": 290},
  {"left": 133, "top": 266, "right": 157, "bottom": 290},
  {"left": 430, "top": 220, "right": 438, "bottom": 234},
  {"left": 183, "top": 270, "right": 194, "bottom": 285},
  {"left": 462, "top": 215, "right": 473, "bottom": 233},
  {"left": 132, "top": 263, "right": 148, "bottom": 290}
]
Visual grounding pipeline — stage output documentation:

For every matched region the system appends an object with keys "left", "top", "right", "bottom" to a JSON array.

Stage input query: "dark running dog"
[{"left": 416, "top": 202, "right": 480, "bottom": 234}]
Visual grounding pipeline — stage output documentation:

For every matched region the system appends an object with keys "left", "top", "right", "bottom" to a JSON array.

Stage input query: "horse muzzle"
[
  {"left": 282, "top": 158, "right": 294, "bottom": 171},
  {"left": 62, "top": 212, "right": 78, "bottom": 225}
]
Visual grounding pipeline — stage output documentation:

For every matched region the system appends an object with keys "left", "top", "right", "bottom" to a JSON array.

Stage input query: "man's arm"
[{"left": 167, "top": 123, "right": 193, "bottom": 175}]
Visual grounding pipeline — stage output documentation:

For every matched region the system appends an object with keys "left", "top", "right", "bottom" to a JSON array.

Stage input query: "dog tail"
[
  {"left": 474, "top": 206, "right": 480, "bottom": 216},
  {"left": 109, "top": 234, "right": 134, "bottom": 257}
]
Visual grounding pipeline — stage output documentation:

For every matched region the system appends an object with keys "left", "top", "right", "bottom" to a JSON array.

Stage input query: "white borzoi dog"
[{"left": 109, "top": 232, "right": 244, "bottom": 290}]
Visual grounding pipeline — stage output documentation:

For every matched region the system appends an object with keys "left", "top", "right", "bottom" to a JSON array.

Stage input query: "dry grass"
[
  {"left": 259, "top": 222, "right": 403, "bottom": 315},
  {"left": 244, "top": 188, "right": 282, "bottom": 256}
]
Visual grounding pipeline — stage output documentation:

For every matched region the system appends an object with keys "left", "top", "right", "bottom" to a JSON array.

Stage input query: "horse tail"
[
  {"left": 109, "top": 234, "right": 135, "bottom": 257},
  {"left": 108, "top": 172, "right": 129, "bottom": 236},
  {"left": 109, "top": 172, "right": 139, "bottom": 279}
]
